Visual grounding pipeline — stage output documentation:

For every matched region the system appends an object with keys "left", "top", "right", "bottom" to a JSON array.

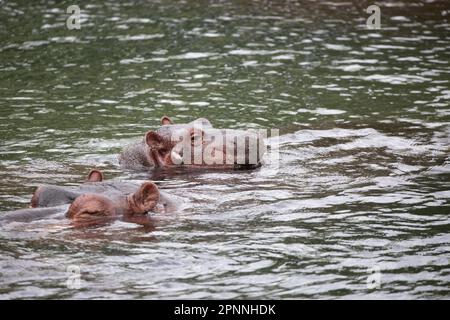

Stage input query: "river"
[{"left": 0, "top": 0, "right": 449, "bottom": 299}]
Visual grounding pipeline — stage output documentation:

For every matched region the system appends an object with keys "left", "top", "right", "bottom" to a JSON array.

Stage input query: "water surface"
[{"left": 0, "top": 0, "right": 449, "bottom": 299}]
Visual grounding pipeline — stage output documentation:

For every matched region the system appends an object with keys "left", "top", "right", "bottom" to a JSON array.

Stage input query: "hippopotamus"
[
  {"left": 0, "top": 170, "right": 175, "bottom": 227},
  {"left": 119, "top": 116, "right": 265, "bottom": 170}
]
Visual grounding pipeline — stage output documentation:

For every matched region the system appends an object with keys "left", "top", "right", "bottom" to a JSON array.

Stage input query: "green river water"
[{"left": 0, "top": 0, "right": 449, "bottom": 299}]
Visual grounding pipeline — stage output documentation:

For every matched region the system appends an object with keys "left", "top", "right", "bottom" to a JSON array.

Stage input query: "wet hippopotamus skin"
[
  {"left": 0, "top": 206, "right": 66, "bottom": 224},
  {"left": 119, "top": 116, "right": 265, "bottom": 170},
  {"left": 1, "top": 170, "right": 174, "bottom": 227}
]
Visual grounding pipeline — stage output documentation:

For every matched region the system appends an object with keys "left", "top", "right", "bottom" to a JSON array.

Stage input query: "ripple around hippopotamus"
[{"left": 1, "top": 0, "right": 450, "bottom": 300}]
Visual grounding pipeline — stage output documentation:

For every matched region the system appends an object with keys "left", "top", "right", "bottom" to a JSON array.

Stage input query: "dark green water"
[{"left": 0, "top": 0, "right": 449, "bottom": 299}]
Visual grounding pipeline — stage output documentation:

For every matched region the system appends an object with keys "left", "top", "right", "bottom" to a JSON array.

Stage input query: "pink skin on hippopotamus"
[
  {"left": 119, "top": 116, "right": 266, "bottom": 170},
  {"left": 66, "top": 180, "right": 161, "bottom": 228},
  {"left": 4, "top": 169, "right": 175, "bottom": 228}
]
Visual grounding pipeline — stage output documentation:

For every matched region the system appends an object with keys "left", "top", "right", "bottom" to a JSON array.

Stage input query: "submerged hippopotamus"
[
  {"left": 0, "top": 170, "right": 174, "bottom": 227},
  {"left": 119, "top": 116, "right": 265, "bottom": 170}
]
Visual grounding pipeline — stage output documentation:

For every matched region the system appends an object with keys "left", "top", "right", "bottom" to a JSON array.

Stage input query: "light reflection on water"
[{"left": 0, "top": 0, "right": 449, "bottom": 299}]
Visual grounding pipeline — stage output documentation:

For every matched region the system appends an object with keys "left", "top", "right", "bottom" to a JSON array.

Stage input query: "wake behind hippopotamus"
[
  {"left": 119, "top": 116, "right": 266, "bottom": 171},
  {"left": 0, "top": 170, "right": 176, "bottom": 228}
]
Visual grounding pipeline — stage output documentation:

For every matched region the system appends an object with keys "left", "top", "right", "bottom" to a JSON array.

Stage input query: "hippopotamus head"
[
  {"left": 30, "top": 170, "right": 162, "bottom": 227},
  {"left": 66, "top": 181, "right": 160, "bottom": 227},
  {"left": 145, "top": 116, "right": 265, "bottom": 169}
]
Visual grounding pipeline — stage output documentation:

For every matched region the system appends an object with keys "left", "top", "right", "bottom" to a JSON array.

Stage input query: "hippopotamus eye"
[{"left": 190, "top": 131, "right": 204, "bottom": 145}]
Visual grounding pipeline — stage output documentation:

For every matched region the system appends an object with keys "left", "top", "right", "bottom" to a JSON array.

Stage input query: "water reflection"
[{"left": 0, "top": 0, "right": 449, "bottom": 299}]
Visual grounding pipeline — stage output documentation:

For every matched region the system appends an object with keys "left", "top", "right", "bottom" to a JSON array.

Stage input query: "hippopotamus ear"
[
  {"left": 86, "top": 169, "right": 103, "bottom": 182},
  {"left": 161, "top": 116, "right": 174, "bottom": 125},
  {"left": 145, "top": 130, "right": 165, "bottom": 147},
  {"left": 132, "top": 182, "right": 160, "bottom": 214}
]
